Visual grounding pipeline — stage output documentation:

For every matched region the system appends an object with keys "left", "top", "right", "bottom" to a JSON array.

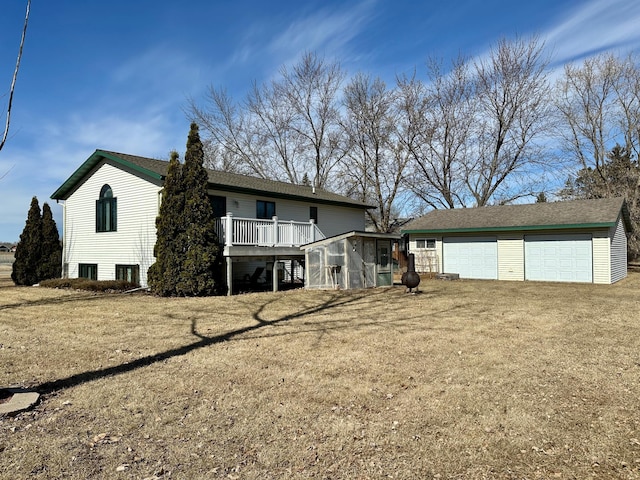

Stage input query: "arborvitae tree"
[
  {"left": 148, "top": 150, "right": 186, "bottom": 296},
  {"left": 39, "top": 202, "right": 62, "bottom": 280},
  {"left": 176, "top": 122, "right": 224, "bottom": 296},
  {"left": 12, "top": 196, "right": 42, "bottom": 285}
]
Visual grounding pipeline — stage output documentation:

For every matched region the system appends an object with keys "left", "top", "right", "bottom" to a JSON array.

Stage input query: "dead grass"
[{"left": 1, "top": 269, "right": 640, "bottom": 479}]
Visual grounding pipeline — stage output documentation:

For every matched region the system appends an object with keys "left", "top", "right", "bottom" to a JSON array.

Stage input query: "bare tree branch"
[
  {"left": 1, "top": 0, "right": 30, "bottom": 153},
  {"left": 340, "top": 73, "right": 409, "bottom": 232}
]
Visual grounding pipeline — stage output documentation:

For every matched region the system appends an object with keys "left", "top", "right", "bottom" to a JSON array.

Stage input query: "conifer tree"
[
  {"left": 148, "top": 150, "right": 185, "bottom": 296},
  {"left": 11, "top": 196, "right": 42, "bottom": 285},
  {"left": 39, "top": 202, "right": 62, "bottom": 280},
  {"left": 176, "top": 122, "right": 223, "bottom": 296}
]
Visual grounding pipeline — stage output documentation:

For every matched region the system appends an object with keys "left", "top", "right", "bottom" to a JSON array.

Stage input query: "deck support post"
[
  {"left": 226, "top": 256, "right": 233, "bottom": 296},
  {"left": 272, "top": 256, "right": 279, "bottom": 292}
]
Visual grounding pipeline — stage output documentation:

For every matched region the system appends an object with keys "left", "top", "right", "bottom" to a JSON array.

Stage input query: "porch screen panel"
[
  {"left": 327, "top": 240, "right": 346, "bottom": 289},
  {"left": 306, "top": 248, "right": 326, "bottom": 289},
  {"left": 348, "top": 237, "right": 365, "bottom": 289},
  {"left": 363, "top": 239, "right": 376, "bottom": 287}
]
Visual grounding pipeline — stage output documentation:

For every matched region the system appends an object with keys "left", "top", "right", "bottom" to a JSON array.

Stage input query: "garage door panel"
[
  {"left": 443, "top": 237, "right": 497, "bottom": 280},
  {"left": 525, "top": 234, "right": 592, "bottom": 283}
]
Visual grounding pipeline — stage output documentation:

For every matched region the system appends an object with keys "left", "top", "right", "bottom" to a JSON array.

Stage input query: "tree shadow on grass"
[
  {"left": 35, "top": 289, "right": 390, "bottom": 396},
  {"left": 0, "top": 291, "right": 106, "bottom": 311}
]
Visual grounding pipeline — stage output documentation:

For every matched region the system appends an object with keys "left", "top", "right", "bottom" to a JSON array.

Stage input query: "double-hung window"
[{"left": 96, "top": 184, "right": 117, "bottom": 232}]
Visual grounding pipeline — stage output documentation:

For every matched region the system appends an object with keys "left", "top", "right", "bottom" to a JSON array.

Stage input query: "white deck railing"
[{"left": 215, "top": 214, "right": 325, "bottom": 247}]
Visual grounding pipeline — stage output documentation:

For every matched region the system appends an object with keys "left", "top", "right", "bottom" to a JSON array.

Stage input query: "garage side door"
[
  {"left": 525, "top": 234, "right": 592, "bottom": 283},
  {"left": 443, "top": 237, "right": 498, "bottom": 280}
]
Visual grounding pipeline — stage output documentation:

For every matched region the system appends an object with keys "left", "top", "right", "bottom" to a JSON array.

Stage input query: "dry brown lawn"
[{"left": 1, "top": 267, "right": 640, "bottom": 479}]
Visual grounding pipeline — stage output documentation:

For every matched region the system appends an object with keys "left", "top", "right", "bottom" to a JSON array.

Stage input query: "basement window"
[
  {"left": 116, "top": 264, "right": 140, "bottom": 285},
  {"left": 79, "top": 263, "right": 97, "bottom": 280}
]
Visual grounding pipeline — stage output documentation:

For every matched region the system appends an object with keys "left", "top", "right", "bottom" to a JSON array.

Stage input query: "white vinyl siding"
[
  {"left": 592, "top": 232, "right": 611, "bottom": 284},
  {"left": 610, "top": 216, "right": 628, "bottom": 283},
  {"left": 63, "top": 161, "right": 161, "bottom": 287},
  {"left": 524, "top": 234, "right": 593, "bottom": 283},
  {"left": 443, "top": 237, "right": 498, "bottom": 280},
  {"left": 497, "top": 235, "right": 524, "bottom": 281}
]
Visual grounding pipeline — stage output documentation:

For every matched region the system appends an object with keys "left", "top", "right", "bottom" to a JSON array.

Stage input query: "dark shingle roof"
[
  {"left": 402, "top": 197, "right": 630, "bottom": 234},
  {"left": 52, "top": 149, "right": 372, "bottom": 209}
]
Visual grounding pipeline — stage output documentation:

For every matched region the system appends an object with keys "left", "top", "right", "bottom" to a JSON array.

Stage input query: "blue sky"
[{"left": 1, "top": 0, "right": 640, "bottom": 242}]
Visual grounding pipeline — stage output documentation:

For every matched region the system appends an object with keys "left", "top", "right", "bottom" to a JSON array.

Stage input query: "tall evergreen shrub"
[
  {"left": 176, "top": 122, "right": 223, "bottom": 296},
  {"left": 148, "top": 123, "right": 224, "bottom": 296},
  {"left": 148, "top": 150, "right": 185, "bottom": 296},
  {"left": 12, "top": 196, "right": 43, "bottom": 286},
  {"left": 39, "top": 202, "right": 62, "bottom": 280}
]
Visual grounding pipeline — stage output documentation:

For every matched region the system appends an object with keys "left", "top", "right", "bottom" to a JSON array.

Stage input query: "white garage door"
[
  {"left": 525, "top": 234, "right": 593, "bottom": 283},
  {"left": 443, "top": 237, "right": 498, "bottom": 280}
]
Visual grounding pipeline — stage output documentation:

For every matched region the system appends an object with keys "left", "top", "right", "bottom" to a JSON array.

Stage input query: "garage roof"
[{"left": 402, "top": 197, "right": 631, "bottom": 234}]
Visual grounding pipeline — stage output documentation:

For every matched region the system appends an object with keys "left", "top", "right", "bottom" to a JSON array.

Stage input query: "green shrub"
[{"left": 40, "top": 278, "right": 141, "bottom": 292}]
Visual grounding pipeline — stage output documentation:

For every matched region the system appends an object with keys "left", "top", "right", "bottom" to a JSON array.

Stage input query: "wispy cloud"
[
  {"left": 220, "top": 0, "right": 377, "bottom": 82},
  {"left": 267, "top": 0, "right": 376, "bottom": 61},
  {"left": 545, "top": 0, "right": 640, "bottom": 64}
]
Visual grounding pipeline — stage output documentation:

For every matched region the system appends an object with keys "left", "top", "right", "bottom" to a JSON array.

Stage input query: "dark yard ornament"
[{"left": 401, "top": 253, "right": 421, "bottom": 293}]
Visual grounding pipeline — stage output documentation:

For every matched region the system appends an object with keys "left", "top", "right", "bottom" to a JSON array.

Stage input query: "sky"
[{"left": 1, "top": 0, "right": 640, "bottom": 242}]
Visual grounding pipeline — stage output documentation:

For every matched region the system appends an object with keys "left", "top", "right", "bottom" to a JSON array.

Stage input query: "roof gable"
[
  {"left": 51, "top": 149, "right": 372, "bottom": 209},
  {"left": 402, "top": 198, "right": 630, "bottom": 234}
]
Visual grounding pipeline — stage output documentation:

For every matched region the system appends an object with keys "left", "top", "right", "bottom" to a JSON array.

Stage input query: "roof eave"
[
  {"left": 51, "top": 150, "right": 164, "bottom": 200},
  {"left": 402, "top": 222, "right": 617, "bottom": 235},
  {"left": 206, "top": 182, "right": 374, "bottom": 209}
]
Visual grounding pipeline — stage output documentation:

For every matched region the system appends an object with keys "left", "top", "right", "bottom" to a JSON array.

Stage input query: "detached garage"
[{"left": 402, "top": 197, "right": 631, "bottom": 284}]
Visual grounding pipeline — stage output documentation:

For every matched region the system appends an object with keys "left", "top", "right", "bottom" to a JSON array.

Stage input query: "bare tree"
[
  {"left": 555, "top": 53, "right": 640, "bottom": 183},
  {"left": 245, "top": 79, "right": 307, "bottom": 183},
  {"left": 340, "top": 74, "right": 409, "bottom": 232},
  {"left": 189, "top": 87, "right": 261, "bottom": 175},
  {"left": 555, "top": 53, "right": 640, "bottom": 260},
  {"left": 397, "top": 57, "right": 475, "bottom": 209},
  {"left": 0, "top": 0, "right": 30, "bottom": 164},
  {"left": 399, "top": 37, "right": 551, "bottom": 210},
  {"left": 278, "top": 52, "right": 345, "bottom": 188},
  {"left": 191, "top": 52, "right": 345, "bottom": 189},
  {"left": 555, "top": 53, "right": 624, "bottom": 177},
  {"left": 469, "top": 36, "right": 552, "bottom": 206}
]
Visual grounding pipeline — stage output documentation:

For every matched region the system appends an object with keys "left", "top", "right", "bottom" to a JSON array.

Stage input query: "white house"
[
  {"left": 401, "top": 197, "right": 631, "bottom": 284},
  {"left": 51, "top": 150, "right": 373, "bottom": 294}
]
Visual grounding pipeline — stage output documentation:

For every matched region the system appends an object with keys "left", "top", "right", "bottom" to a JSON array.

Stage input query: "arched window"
[{"left": 96, "top": 184, "right": 117, "bottom": 232}]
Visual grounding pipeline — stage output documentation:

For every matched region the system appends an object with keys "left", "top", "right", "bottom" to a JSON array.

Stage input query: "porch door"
[{"left": 376, "top": 239, "right": 392, "bottom": 286}]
